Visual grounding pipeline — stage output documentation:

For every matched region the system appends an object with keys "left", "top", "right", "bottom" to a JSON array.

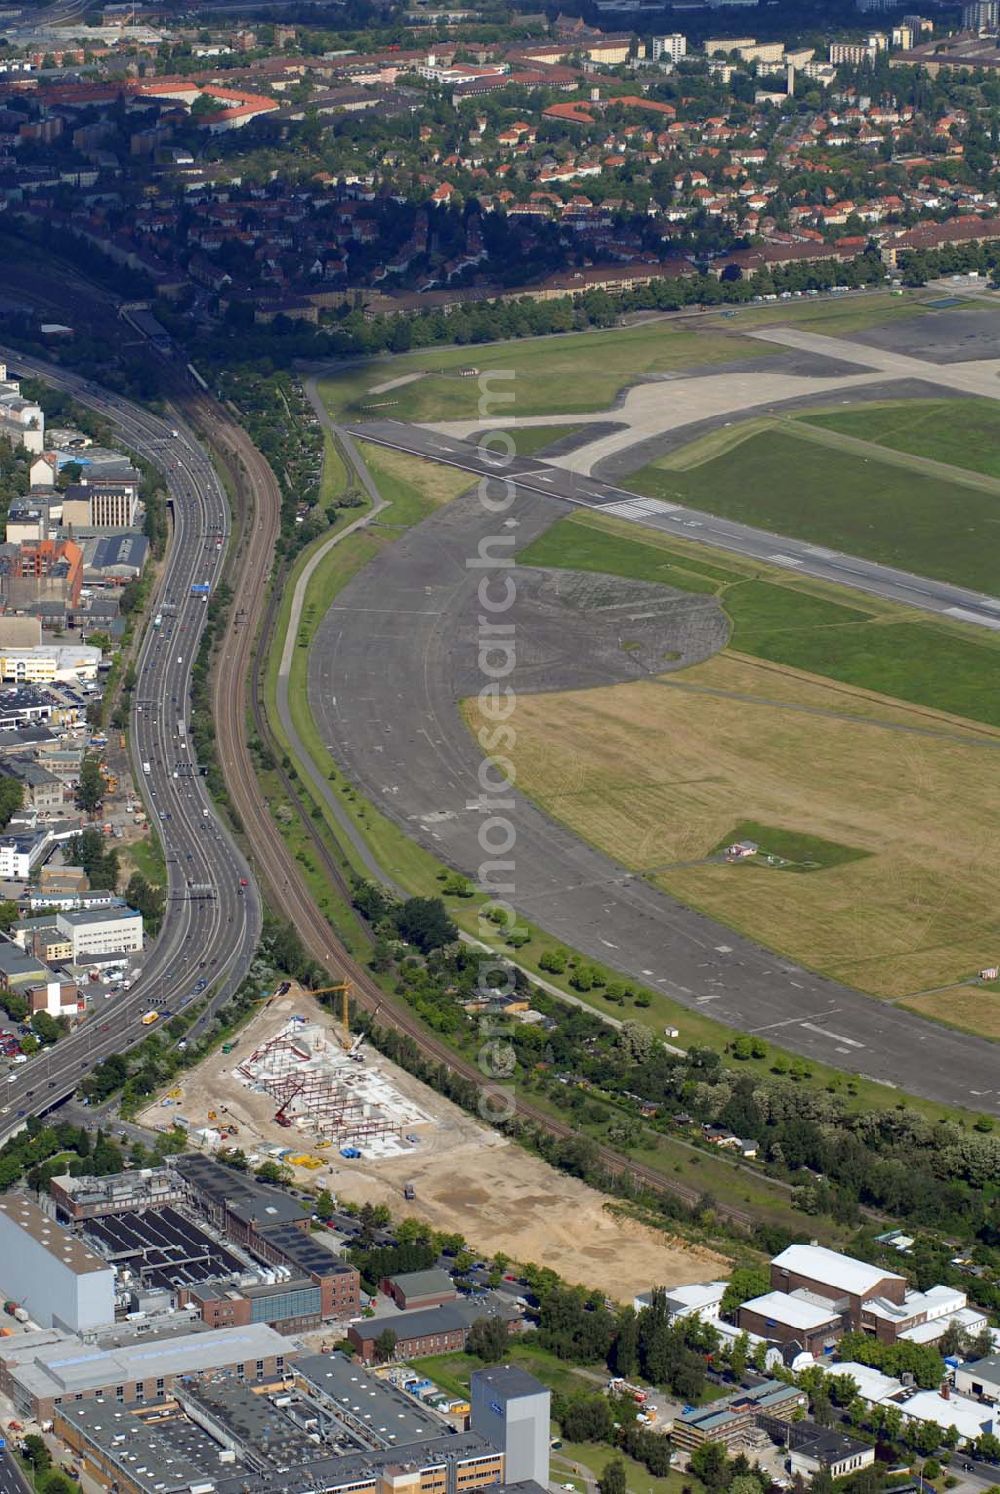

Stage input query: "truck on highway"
[
  {"left": 142, "top": 761, "right": 151, "bottom": 774},
  {"left": 153, "top": 613, "right": 162, "bottom": 628},
  {"left": 140, "top": 1011, "right": 159, "bottom": 1026}
]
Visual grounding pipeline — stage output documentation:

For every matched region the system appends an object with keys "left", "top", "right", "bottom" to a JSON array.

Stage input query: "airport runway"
[
  {"left": 308, "top": 473, "right": 1000, "bottom": 1114},
  {"left": 343, "top": 419, "right": 1000, "bottom": 628}
]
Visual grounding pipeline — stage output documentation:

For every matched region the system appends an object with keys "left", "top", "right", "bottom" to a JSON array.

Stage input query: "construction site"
[
  {"left": 136, "top": 985, "right": 728, "bottom": 1299},
  {"left": 234, "top": 1014, "right": 433, "bottom": 1158}
]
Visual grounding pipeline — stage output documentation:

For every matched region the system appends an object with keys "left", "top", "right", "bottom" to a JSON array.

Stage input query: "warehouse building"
[
  {"left": 770, "top": 1244, "right": 906, "bottom": 1326},
  {"left": 738, "top": 1290, "right": 844, "bottom": 1355},
  {"left": 56, "top": 905, "right": 143, "bottom": 962},
  {"left": 380, "top": 1267, "right": 458, "bottom": 1311},
  {"left": 0, "top": 1193, "right": 114, "bottom": 1332},
  {"left": 0, "top": 1322, "right": 291, "bottom": 1420},
  {"left": 956, "top": 1352, "right": 1000, "bottom": 1403}
]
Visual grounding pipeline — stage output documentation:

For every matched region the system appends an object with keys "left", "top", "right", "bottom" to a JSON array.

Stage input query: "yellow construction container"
[
  {"left": 207, "top": 1110, "right": 218, "bottom": 1122},
  {"left": 288, "top": 1154, "right": 324, "bottom": 1169},
  {"left": 167, "top": 1088, "right": 182, "bottom": 1100}
]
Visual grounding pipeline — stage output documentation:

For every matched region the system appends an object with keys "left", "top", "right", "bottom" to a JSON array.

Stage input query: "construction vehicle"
[
  {"left": 403, "top": 1181, "right": 416, "bottom": 1201},
  {"left": 207, "top": 1110, "right": 218, "bottom": 1122},
  {"left": 608, "top": 1378, "right": 647, "bottom": 1405},
  {"left": 348, "top": 1032, "right": 366, "bottom": 1063}
]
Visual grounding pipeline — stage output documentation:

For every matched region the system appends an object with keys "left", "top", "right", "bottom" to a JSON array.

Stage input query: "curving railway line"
[{"left": 222, "top": 436, "right": 756, "bottom": 1230}]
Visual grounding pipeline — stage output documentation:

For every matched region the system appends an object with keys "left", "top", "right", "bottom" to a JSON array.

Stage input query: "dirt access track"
[{"left": 139, "top": 989, "right": 724, "bottom": 1300}]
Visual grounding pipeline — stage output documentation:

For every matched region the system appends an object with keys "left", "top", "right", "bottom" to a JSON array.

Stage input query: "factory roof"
[
  {"left": 470, "top": 1363, "right": 548, "bottom": 1403},
  {"left": 6, "top": 1323, "right": 290, "bottom": 1399},
  {"left": 0, "top": 1193, "right": 111, "bottom": 1276},
  {"left": 174, "top": 1154, "right": 307, "bottom": 1227},
  {"left": 296, "top": 1352, "right": 446, "bottom": 1447},
  {"left": 742, "top": 1291, "right": 842, "bottom": 1330},
  {"left": 181, "top": 1376, "right": 318, "bottom": 1467},
  {"left": 772, "top": 1243, "right": 904, "bottom": 1298},
  {"left": 54, "top": 1401, "right": 215, "bottom": 1494},
  {"left": 214, "top": 1430, "right": 499, "bottom": 1494},
  {"left": 258, "top": 1222, "right": 354, "bottom": 1280}
]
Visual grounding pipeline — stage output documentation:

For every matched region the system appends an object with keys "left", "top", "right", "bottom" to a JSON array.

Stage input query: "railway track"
[{"left": 178, "top": 385, "right": 756, "bottom": 1231}]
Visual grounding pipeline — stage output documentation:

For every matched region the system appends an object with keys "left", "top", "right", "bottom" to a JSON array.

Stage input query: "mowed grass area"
[
  {"left": 465, "top": 650, "right": 1000, "bottom": 998},
  {"left": 317, "top": 322, "right": 773, "bottom": 425},
  {"left": 904, "top": 985, "right": 1000, "bottom": 1039},
  {"left": 518, "top": 511, "right": 1000, "bottom": 728},
  {"left": 711, "top": 819, "right": 870, "bottom": 872},
  {"left": 416, "top": 1345, "right": 597, "bottom": 1401},
  {"left": 495, "top": 423, "right": 586, "bottom": 457},
  {"left": 698, "top": 288, "right": 929, "bottom": 335},
  {"left": 800, "top": 396, "right": 1000, "bottom": 480},
  {"left": 627, "top": 423, "right": 1000, "bottom": 595}
]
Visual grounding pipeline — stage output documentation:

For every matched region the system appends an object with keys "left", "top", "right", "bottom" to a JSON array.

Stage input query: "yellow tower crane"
[{"left": 309, "top": 982, "right": 354, "bottom": 1049}]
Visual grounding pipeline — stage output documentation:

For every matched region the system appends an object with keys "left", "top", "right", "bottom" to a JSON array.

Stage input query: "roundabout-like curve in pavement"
[{"left": 307, "top": 483, "right": 1000, "bottom": 1114}]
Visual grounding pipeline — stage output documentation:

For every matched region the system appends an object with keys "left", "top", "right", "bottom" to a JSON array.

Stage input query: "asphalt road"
[
  {"left": 344, "top": 420, "right": 1000, "bottom": 629},
  {"left": 308, "top": 463, "right": 1000, "bottom": 1114},
  {"left": 0, "top": 346, "right": 261, "bottom": 1139},
  {"left": 0, "top": 1450, "right": 31, "bottom": 1494}
]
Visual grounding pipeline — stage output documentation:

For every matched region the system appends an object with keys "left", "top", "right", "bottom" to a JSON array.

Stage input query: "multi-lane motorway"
[{"left": 0, "top": 347, "right": 261, "bottom": 1138}]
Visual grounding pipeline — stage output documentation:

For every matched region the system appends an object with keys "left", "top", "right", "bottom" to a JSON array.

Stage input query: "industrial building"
[
  {"left": 53, "top": 1355, "right": 548, "bottom": 1494},
  {"left": 347, "top": 1299, "right": 516, "bottom": 1364},
  {"left": 470, "top": 1363, "right": 551, "bottom": 1488},
  {"left": 0, "top": 1322, "right": 291, "bottom": 1419},
  {"left": 50, "top": 1162, "right": 360, "bottom": 1330},
  {"left": 672, "top": 1380, "right": 806, "bottom": 1452},
  {"left": 741, "top": 1243, "right": 976, "bottom": 1354},
  {"left": 172, "top": 1156, "right": 360, "bottom": 1321},
  {"left": 56, "top": 905, "right": 144, "bottom": 962},
  {"left": 381, "top": 1268, "right": 458, "bottom": 1311},
  {"left": 0, "top": 1193, "right": 115, "bottom": 1333}
]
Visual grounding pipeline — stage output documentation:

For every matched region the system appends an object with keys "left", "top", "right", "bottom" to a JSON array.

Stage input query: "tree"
[
  {"left": 598, "top": 1458, "right": 628, "bottom": 1494},
  {"left": 466, "top": 1315, "right": 509, "bottom": 1362},
  {"left": 31, "top": 1011, "right": 62, "bottom": 1046},
  {"left": 314, "top": 1189, "right": 335, "bottom": 1220},
  {"left": 690, "top": 1441, "right": 730, "bottom": 1491},
  {"left": 373, "top": 1328, "right": 397, "bottom": 1364},
  {"left": 77, "top": 754, "right": 105, "bottom": 813},
  {"left": 22, "top": 1436, "right": 51, "bottom": 1473},
  {"left": 393, "top": 896, "right": 457, "bottom": 954},
  {"left": 721, "top": 1266, "right": 770, "bottom": 1317},
  {"left": 0, "top": 775, "right": 22, "bottom": 830},
  {"left": 0, "top": 901, "right": 18, "bottom": 933}
]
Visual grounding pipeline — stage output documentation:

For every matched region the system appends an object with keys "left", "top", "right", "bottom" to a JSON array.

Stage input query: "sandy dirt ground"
[{"left": 137, "top": 989, "right": 725, "bottom": 1299}]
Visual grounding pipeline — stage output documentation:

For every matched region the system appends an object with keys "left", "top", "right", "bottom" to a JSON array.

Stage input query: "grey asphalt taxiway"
[{"left": 309, "top": 466, "right": 1000, "bottom": 1114}]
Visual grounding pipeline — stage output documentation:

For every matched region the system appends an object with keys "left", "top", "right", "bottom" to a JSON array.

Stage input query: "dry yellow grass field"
[
  {"left": 465, "top": 654, "right": 1000, "bottom": 1000},
  {"left": 903, "top": 986, "right": 1000, "bottom": 1039}
]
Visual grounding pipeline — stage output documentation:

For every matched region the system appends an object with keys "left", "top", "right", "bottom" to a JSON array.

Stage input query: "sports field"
[
  {"left": 627, "top": 420, "right": 1000, "bottom": 595},
  {"left": 518, "top": 512, "right": 1000, "bottom": 727},
  {"left": 465, "top": 651, "right": 1000, "bottom": 998},
  {"left": 317, "top": 322, "right": 773, "bottom": 425},
  {"left": 800, "top": 396, "right": 1000, "bottom": 480}
]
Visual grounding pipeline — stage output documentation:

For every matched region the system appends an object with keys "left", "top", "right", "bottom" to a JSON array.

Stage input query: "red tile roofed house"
[
  {"left": 431, "top": 182, "right": 456, "bottom": 203},
  {"left": 543, "top": 100, "right": 595, "bottom": 124}
]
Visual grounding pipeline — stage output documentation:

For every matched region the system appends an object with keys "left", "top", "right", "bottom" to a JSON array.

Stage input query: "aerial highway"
[{"left": 0, "top": 346, "right": 261, "bottom": 1139}]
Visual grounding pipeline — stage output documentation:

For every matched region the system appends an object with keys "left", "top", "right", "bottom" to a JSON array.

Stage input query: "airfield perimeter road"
[
  {"left": 310, "top": 422, "right": 1000, "bottom": 1114},
  {"left": 0, "top": 345, "right": 261, "bottom": 1139}
]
